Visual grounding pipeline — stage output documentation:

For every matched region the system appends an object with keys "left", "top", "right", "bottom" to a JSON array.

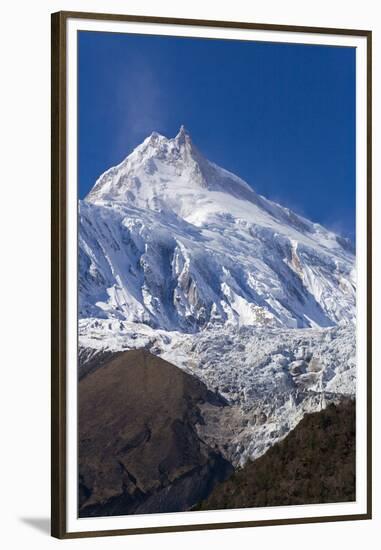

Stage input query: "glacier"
[{"left": 79, "top": 319, "right": 355, "bottom": 466}]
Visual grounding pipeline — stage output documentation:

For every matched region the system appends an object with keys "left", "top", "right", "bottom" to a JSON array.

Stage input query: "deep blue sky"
[{"left": 78, "top": 31, "right": 356, "bottom": 240}]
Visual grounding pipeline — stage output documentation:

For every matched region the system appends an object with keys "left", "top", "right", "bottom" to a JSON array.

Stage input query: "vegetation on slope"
[{"left": 198, "top": 399, "right": 355, "bottom": 510}]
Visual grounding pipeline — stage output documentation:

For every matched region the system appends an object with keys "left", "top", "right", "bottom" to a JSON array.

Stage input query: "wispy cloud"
[
  {"left": 322, "top": 217, "right": 356, "bottom": 242},
  {"left": 114, "top": 57, "right": 169, "bottom": 155}
]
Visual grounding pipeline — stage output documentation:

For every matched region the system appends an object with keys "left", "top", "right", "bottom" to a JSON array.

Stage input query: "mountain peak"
[
  {"left": 175, "top": 125, "right": 191, "bottom": 143},
  {"left": 85, "top": 126, "right": 259, "bottom": 206},
  {"left": 143, "top": 130, "right": 166, "bottom": 147},
  {"left": 144, "top": 126, "right": 191, "bottom": 147},
  {"left": 148, "top": 130, "right": 162, "bottom": 140},
  {"left": 80, "top": 125, "right": 356, "bottom": 333}
]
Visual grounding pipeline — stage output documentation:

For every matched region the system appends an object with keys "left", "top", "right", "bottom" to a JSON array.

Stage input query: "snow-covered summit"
[
  {"left": 79, "top": 128, "right": 356, "bottom": 332},
  {"left": 86, "top": 126, "right": 257, "bottom": 207}
]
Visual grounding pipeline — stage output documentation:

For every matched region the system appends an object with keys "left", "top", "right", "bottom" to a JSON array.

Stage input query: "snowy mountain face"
[{"left": 79, "top": 126, "right": 355, "bottom": 332}]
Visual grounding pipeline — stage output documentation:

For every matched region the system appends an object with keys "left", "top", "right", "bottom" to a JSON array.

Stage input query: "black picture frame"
[{"left": 51, "top": 10, "right": 372, "bottom": 539}]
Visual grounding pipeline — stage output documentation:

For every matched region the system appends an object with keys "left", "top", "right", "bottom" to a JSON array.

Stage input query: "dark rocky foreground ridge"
[
  {"left": 78, "top": 349, "right": 233, "bottom": 517},
  {"left": 197, "top": 399, "right": 355, "bottom": 511},
  {"left": 78, "top": 348, "right": 355, "bottom": 517}
]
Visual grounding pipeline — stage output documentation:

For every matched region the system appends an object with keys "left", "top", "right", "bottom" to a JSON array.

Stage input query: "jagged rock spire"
[{"left": 175, "top": 124, "right": 191, "bottom": 145}]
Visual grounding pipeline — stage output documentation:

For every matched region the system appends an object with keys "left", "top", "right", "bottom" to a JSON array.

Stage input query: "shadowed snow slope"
[{"left": 79, "top": 127, "right": 355, "bottom": 331}]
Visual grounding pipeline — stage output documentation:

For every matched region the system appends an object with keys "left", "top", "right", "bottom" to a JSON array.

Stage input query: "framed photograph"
[{"left": 51, "top": 11, "right": 372, "bottom": 539}]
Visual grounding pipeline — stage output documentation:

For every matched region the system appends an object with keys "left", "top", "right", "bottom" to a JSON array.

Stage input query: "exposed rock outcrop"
[{"left": 78, "top": 349, "right": 233, "bottom": 517}]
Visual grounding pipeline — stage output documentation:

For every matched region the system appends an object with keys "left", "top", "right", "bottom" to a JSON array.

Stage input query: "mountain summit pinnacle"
[
  {"left": 146, "top": 125, "right": 190, "bottom": 146},
  {"left": 85, "top": 126, "right": 266, "bottom": 206},
  {"left": 175, "top": 125, "right": 191, "bottom": 145}
]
